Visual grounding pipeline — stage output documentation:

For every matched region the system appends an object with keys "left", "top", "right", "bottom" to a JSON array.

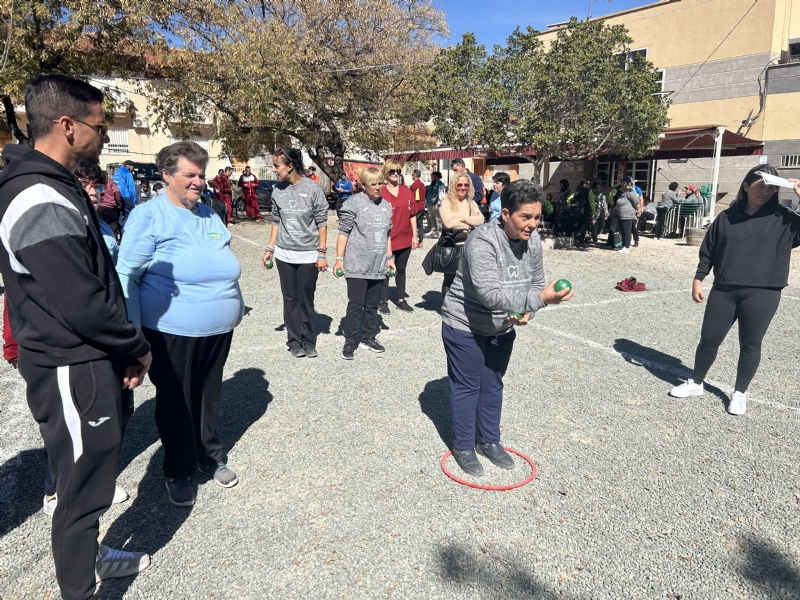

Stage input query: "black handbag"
[{"left": 432, "top": 233, "right": 462, "bottom": 274}]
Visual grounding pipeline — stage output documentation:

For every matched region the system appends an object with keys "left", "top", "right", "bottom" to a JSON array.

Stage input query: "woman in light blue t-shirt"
[{"left": 117, "top": 141, "right": 244, "bottom": 508}]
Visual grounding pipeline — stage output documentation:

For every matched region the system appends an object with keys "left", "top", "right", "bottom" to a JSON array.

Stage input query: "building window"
[
  {"left": 170, "top": 137, "right": 209, "bottom": 150},
  {"left": 596, "top": 162, "right": 613, "bottom": 187},
  {"left": 103, "top": 128, "right": 130, "bottom": 155},
  {"left": 789, "top": 42, "right": 800, "bottom": 61},
  {"left": 781, "top": 154, "right": 800, "bottom": 168},
  {"left": 655, "top": 69, "right": 665, "bottom": 93},
  {"left": 626, "top": 161, "right": 651, "bottom": 192},
  {"left": 618, "top": 48, "right": 648, "bottom": 70}
]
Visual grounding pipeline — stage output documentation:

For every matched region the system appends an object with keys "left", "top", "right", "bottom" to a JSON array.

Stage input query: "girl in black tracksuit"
[{"left": 669, "top": 166, "right": 800, "bottom": 415}]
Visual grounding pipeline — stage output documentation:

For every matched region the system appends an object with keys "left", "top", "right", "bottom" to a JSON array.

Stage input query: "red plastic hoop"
[{"left": 440, "top": 447, "right": 537, "bottom": 491}]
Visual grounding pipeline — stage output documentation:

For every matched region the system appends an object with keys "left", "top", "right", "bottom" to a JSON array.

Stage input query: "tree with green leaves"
[{"left": 417, "top": 18, "right": 670, "bottom": 179}]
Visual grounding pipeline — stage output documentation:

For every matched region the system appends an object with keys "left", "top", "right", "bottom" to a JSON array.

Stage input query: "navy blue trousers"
[{"left": 441, "top": 323, "right": 516, "bottom": 450}]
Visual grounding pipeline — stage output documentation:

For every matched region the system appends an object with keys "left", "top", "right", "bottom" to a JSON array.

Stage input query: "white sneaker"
[
  {"left": 617, "top": 247, "right": 631, "bottom": 253},
  {"left": 728, "top": 391, "right": 747, "bottom": 416},
  {"left": 95, "top": 545, "right": 151, "bottom": 582},
  {"left": 42, "top": 494, "right": 57, "bottom": 517},
  {"left": 670, "top": 378, "right": 705, "bottom": 398},
  {"left": 112, "top": 485, "right": 129, "bottom": 504}
]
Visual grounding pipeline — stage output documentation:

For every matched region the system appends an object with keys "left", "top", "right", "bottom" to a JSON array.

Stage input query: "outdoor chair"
[{"left": 666, "top": 201, "right": 705, "bottom": 239}]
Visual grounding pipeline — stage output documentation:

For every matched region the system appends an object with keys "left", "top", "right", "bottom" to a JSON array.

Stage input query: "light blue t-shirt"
[
  {"left": 117, "top": 195, "right": 244, "bottom": 337},
  {"left": 98, "top": 219, "right": 119, "bottom": 264},
  {"left": 489, "top": 191, "right": 502, "bottom": 222}
]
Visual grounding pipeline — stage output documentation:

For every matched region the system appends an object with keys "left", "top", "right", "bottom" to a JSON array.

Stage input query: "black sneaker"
[
  {"left": 342, "top": 341, "right": 356, "bottom": 360},
  {"left": 359, "top": 339, "right": 385, "bottom": 353},
  {"left": 476, "top": 442, "right": 515, "bottom": 469},
  {"left": 378, "top": 302, "right": 390, "bottom": 315},
  {"left": 302, "top": 342, "right": 318, "bottom": 358},
  {"left": 289, "top": 345, "right": 306, "bottom": 358},
  {"left": 452, "top": 449, "right": 484, "bottom": 476},
  {"left": 396, "top": 300, "right": 413, "bottom": 312},
  {"left": 165, "top": 477, "right": 194, "bottom": 507}
]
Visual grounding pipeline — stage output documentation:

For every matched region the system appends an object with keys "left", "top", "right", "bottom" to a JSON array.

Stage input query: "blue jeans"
[{"left": 441, "top": 323, "right": 516, "bottom": 450}]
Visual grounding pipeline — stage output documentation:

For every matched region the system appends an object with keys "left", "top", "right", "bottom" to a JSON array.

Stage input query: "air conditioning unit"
[{"left": 132, "top": 118, "right": 149, "bottom": 128}]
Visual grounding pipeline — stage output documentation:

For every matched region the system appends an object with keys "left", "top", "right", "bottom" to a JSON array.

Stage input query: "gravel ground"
[{"left": 2, "top": 217, "right": 800, "bottom": 600}]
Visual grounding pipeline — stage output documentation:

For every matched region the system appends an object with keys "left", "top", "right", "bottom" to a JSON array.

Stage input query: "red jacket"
[
  {"left": 99, "top": 179, "right": 123, "bottom": 210},
  {"left": 213, "top": 174, "right": 232, "bottom": 197},
  {"left": 3, "top": 294, "right": 18, "bottom": 362},
  {"left": 382, "top": 185, "right": 414, "bottom": 251},
  {"left": 238, "top": 174, "right": 259, "bottom": 196},
  {"left": 409, "top": 180, "right": 426, "bottom": 216}
]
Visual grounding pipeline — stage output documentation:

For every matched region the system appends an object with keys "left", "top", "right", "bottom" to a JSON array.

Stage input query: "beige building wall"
[
  {"left": 762, "top": 91, "right": 800, "bottom": 140},
  {"left": 667, "top": 96, "right": 765, "bottom": 137}
]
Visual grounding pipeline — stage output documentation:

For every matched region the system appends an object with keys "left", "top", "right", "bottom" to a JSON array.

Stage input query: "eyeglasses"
[
  {"left": 386, "top": 169, "right": 401, "bottom": 176},
  {"left": 57, "top": 118, "right": 109, "bottom": 138},
  {"left": 455, "top": 184, "right": 470, "bottom": 189}
]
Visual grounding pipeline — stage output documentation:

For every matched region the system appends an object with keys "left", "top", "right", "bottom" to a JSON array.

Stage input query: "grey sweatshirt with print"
[
  {"left": 338, "top": 192, "right": 393, "bottom": 280},
  {"left": 271, "top": 177, "right": 329, "bottom": 251},
  {"left": 442, "top": 221, "right": 547, "bottom": 337},
  {"left": 615, "top": 189, "right": 640, "bottom": 220}
]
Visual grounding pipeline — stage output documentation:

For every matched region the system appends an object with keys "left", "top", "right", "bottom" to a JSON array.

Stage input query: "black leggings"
[
  {"left": 380, "top": 245, "right": 412, "bottom": 303},
  {"left": 692, "top": 285, "right": 781, "bottom": 393},
  {"left": 619, "top": 219, "right": 634, "bottom": 248}
]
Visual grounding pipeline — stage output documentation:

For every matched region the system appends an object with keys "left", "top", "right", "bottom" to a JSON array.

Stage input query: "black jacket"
[
  {"left": 695, "top": 198, "right": 800, "bottom": 288},
  {"left": 0, "top": 145, "right": 149, "bottom": 367}
]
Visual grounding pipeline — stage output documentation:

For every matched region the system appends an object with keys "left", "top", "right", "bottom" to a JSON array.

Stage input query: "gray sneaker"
[
  {"left": 165, "top": 477, "right": 195, "bottom": 506},
  {"left": 198, "top": 462, "right": 238, "bottom": 488},
  {"left": 302, "top": 342, "right": 318, "bottom": 358},
  {"left": 95, "top": 544, "right": 151, "bottom": 582}
]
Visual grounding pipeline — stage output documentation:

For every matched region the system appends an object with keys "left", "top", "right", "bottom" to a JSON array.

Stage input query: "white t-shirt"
[{"left": 274, "top": 246, "right": 317, "bottom": 264}]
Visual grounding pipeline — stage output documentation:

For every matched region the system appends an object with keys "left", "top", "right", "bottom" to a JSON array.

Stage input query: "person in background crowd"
[
  {"left": 333, "top": 167, "right": 396, "bottom": 360},
  {"left": 334, "top": 171, "right": 353, "bottom": 217},
  {"left": 262, "top": 148, "right": 329, "bottom": 358},
  {"left": 451, "top": 158, "right": 484, "bottom": 204},
  {"left": 629, "top": 182, "right": 644, "bottom": 247},
  {"left": 441, "top": 180, "right": 573, "bottom": 476},
  {"left": 98, "top": 170, "right": 123, "bottom": 237},
  {"left": 670, "top": 168, "right": 800, "bottom": 416},
  {"left": 238, "top": 165, "right": 261, "bottom": 222},
  {"left": 409, "top": 169, "right": 427, "bottom": 246},
  {"left": 591, "top": 181, "right": 608, "bottom": 244},
  {"left": 605, "top": 183, "right": 623, "bottom": 249},
  {"left": 76, "top": 162, "right": 120, "bottom": 263},
  {"left": 439, "top": 173, "right": 484, "bottom": 298},
  {"left": 615, "top": 177, "right": 640, "bottom": 253},
  {"left": 655, "top": 182, "right": 679, "bottom": 240},
  {"left": 425, "top": 171, "right": 445, "bottom": 236},
  {"left": 213, "top": 167, "right": 234, "bottom": 224},
  {"left": 489, "top": 172, "right": 510, "bottom": 222},
  {"left": 306, "top": 166, "right": 321, "bottom": 185},
  {"left": 138, "top": 178, "right": 154, "bottom": 203},
  {"left": 567, "top": 179, "right": 595, "bottom": 248},
  {"left": 553, "top": 179, "right": 572, "bottom": 236},
  {"left": 115, "top": 159, "right": 137, "bottom": 229},
  {"left": 200, "top": 182, "right": 229, "bottom": 224},
  {"left": 118, "top": 141, "right": 244, "bottom": 506},
  {"left": 0, "top": 74, "right": 152, "bottom": 600},
  {"left": 379, "top": 159, "right": 418, "bottom": 314},
  {"left": 590, "top": 170, "right": 603, "bottom": 189},
  {"left": 153, "top": 182, "right": 164, "bottom": 195},
  {"left": 640, "top": 197, "right": 657, "bottom": 235}
]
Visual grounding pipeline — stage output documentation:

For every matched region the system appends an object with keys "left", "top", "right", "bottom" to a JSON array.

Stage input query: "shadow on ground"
[
  {"left": 740, "top": 535, "right": 800, "bottom": 598},
  {"left": 415, "top": 290, "right": 443, "bottom": 314},
  {"left": 418, "top": 377, "right": 451, "bottom": 448},
  {"left": 0, "top": 447, "right": 47, "bottom": 538},
  {"left": 437, "top": 542, "right": 565, "bottom": 599},
  {"left": 613, "top": 338, "right": 729, "bottom": 408},
  {"left": 274, "top": 313, "right": 333, "bottom": 336},
  {"left": 98, "top": 368, "right": 272, "bottom": 599}
]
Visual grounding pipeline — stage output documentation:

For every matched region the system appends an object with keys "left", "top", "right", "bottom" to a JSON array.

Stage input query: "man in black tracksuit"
[{"left": 0, "top": 76, "right": 152, "bottom": 600}]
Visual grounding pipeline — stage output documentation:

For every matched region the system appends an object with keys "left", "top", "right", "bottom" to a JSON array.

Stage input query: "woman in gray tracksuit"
[
  {"left": 615, "top": 176, "right": 640, "bottom": 252},
  {"left": 334, "top": 167, "right": 397, "bottom": 360}
]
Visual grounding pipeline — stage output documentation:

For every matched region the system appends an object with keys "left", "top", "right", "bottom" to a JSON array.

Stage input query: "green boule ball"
[
  {"left": 387, "top": 267, "right": 396, "bottom": 277},
  {"left": 554, "top": 279, "right": 572, "bottom": 292},
  {"left": 265, "top": 259, "right": 274, "bottom": 269},
  {"left": 335, "top": 267, "right": 345, "bottom": 277},
  {"left": 508, "top": 312, "right": 523, "bottom": 319}
]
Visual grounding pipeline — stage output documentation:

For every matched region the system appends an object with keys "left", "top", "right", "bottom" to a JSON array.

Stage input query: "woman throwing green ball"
[
  {"left": 334, "top": 168, "right": 396, "bottom": 360},
  {"left": 442, "top": 180, "right": 573, "bottom": 476}
]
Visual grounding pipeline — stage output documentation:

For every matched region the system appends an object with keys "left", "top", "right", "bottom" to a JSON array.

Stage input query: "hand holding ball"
[
  {"left": 264, "top": 258, "right": 274, "bottom": 270},
  {"left": 335, "top": 267, "right": 345, "bottom": 278},
  {"left": 554, "top": 279, "right": 572, "bottom": 292}
]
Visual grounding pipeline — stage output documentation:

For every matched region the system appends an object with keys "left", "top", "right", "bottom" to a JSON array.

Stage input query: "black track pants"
[
  {"left": 380, "top": 246, "right": 412, "bottom": 303},
  {"left": 692, "top": 285, "right": 781, "bottom": 393},
  {"left": 19, "top": 358, "right": 128, "bottom": 600},
  {"left": 344, "top": 278, "right": 382, "bottom": 344},
  {"left": 144, "top": 328, "right": 233, "bottom": 478},
  {"left": 276, "top": 259, "right": 319, "bottom": 348}
]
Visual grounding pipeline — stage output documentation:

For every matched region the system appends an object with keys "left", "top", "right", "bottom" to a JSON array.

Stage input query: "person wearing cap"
[
  {"left": 450, "top": 158, "right": 484, "bottom": 205},
  {"left": 115, "top": 159, "right": 137, "bottom": 230},
  {"left": 615, "top": 177, "right": 640, "bottom": 252},
  {"left": 306, "top": 167, "right": 321, "bottom": 185}
]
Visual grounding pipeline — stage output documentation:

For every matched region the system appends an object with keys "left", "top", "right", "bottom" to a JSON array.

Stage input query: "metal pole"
[{"left": 708, "top": 125, "right": 725, "bottom": 221}]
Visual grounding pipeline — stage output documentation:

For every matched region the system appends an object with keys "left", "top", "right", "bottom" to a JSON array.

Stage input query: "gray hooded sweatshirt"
[
  {"left": 271, "top": 177, "right": 329, "bottom": 251},
  {"left": 615, "top": 189, "right": 640, "bottom": 220},
  {"left": 442, "top": 221, "right": 547, "bottom": 337},
  {"left": 338, "top": 192, "right": 393, "bottom": 279}
]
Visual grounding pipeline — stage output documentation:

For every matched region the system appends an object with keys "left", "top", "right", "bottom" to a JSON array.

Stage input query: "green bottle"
[
  {"left": 265, "top": 258, "right": 274, "bottom": 269},
  {"left": 335, "top": 267, "right": 345, "bottom": 277},
  {"left": 554, "top": 278, "right": 572, "bottom": 292}
]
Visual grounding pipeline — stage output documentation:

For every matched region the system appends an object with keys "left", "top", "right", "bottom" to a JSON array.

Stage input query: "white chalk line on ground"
[
  {"left": 231, "top": 233, "right": 264, "bottom": 248},
  {"left": 530, "top": 322, "right": 800, "bottom": 414}
]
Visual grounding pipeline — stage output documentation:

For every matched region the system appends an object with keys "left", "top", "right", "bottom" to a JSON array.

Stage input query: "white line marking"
[
  {"left": 231, "top": 233, "right": 264, "bottom": 248},
  {"left": 783, "top": 295, "right": 800, "bottom": 301},
  {"left": 530, "top": 322, "right": 800, "bottom": 414}
]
